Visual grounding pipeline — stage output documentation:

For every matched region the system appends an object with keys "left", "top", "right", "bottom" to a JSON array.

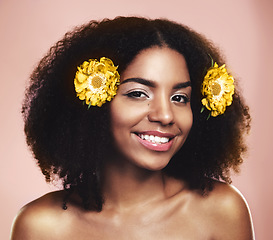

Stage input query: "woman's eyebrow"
[
  {"left": 173, "top": 81, "right": 191, "bottom": 89},
  {"left": 120, "top": 78, "right": 191, "bottom": 89},
  {"left": 120, "top": 78, "right": 156, "bottom": 87}
]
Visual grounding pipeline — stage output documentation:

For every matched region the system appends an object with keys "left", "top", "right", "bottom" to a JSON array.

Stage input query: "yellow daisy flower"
[
  {"left": 201, "top": 63, "right": 235, "bottom": 117},
  {"left": 74, "top": 57, "right": 120, "bottom": 107}
]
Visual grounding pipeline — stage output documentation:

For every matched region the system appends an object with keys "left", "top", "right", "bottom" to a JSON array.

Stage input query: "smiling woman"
[
  {"left": 110, "top": 47, "right": 193, "bottom": 171},
  {"left": 11, "top": 17, "right": 254, "bottom": 239}
]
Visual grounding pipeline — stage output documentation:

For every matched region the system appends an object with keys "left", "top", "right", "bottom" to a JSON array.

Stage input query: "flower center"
[
  {"left": 211, "top": 82, "right": 221, "bottom": 96},
  {"left": 91, "top": 76, "right": 103, "bottom": 88}
]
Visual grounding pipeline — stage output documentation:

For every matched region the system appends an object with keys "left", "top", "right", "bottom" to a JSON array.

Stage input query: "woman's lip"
[
  {"left": 135, "top": 133, "right": 174, "bottom": 152},
  {"left": 135, "top": 131, "right": 175, "bottom": 138}
]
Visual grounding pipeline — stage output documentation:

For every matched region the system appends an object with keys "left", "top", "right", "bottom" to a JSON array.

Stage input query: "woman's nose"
[{"left": 147, "top": 96, "right": 174, "bottom": 126}]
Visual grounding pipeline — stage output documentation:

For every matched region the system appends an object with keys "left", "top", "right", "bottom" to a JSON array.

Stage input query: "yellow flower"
[
  {"left": 201, "top": 63, "right": 235, "bottom": 117},
  {"left": 74, "top": 57, "right": 120, "bottom": 107}
]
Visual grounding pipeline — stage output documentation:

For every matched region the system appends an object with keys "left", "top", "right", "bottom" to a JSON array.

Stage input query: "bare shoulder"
[
  {"left": 10, "top": 191, "right": 72, "bottom": 240},
  {"left": 204, "top": 181, "right": 255, "bottom": 239},
  {"left": 206, "top": 181, "right": 248, "bottom": 209},
  {"left": 207, "top": 181, "right": 251, "bottom": 218}
]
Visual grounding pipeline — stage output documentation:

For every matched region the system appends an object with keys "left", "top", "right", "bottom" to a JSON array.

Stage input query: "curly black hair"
[{"left": 22, "top": 16, "right": 251, "bottom": 211}]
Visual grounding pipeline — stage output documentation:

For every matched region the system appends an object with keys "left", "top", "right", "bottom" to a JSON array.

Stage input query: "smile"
[
  {"left": 139, "top": 134, "right": 170, "bottom": 144},
  {"left": 134, "top": 131, "right": 175, "bottom": 152}
]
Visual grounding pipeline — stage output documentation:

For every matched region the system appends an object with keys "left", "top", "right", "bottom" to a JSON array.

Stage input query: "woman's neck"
[{"left": 101, "top": 160, "right": 167, "bottom": 212}]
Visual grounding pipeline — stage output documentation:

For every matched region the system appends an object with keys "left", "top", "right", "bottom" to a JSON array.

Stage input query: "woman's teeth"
[{"left": 139, "top": 134, "right": 170, "bottom": 144}]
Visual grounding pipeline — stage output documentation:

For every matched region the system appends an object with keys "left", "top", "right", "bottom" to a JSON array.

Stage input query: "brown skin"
[
  {"left": 109, "top": 47, "right": 193, "bottom": 172},
  {"left": 10, "top": 180, "right": 254, "bottom": 240},
  {"left": 10, "top": 48, "right": 254, "bottom": 239}
]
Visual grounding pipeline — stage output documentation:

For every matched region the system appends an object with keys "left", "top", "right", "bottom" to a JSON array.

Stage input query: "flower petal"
[
  {"left": 74, "top": 57, "right": 120, "bottom": 107},
  {"left": 201, "top": 61, "right": 234, "bottom": 117}
]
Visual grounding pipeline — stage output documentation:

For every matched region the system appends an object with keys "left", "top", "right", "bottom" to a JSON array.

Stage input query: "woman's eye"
[
  {"left": 126, "top": 91, "right": 149, "bottom": 99},
  {"left": 171, "top": 94, "right": 189, "bottom": 103}
]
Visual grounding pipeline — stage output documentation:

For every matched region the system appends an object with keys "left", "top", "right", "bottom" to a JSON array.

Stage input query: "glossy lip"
[{"left": 134, "top": 131, "right": 176, "bottom": 152}]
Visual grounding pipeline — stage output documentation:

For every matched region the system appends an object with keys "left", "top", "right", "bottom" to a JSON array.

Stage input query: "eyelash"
[
  {"left": 171, "top": 94, "right": 190, "bottom": 104},
  {"left": 125, "top": 91, "right": 189, "bottom": 104},
  {"left": 125, "top": 91, "right": 149, "bottom": 99}
]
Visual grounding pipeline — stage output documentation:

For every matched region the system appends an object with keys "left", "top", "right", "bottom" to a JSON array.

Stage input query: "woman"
[{"left": 11, "top": 17, "right": 254, "bottom": 239}]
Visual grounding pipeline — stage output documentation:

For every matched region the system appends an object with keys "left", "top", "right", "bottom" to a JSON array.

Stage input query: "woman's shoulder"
[
  {"left": 191, "top": 180, "right": 254, "bottom": 239},
  {"left": 204, "top": 181, "right": 251, "bottom": 218},
  {"left": 10, "top": 191, "right": 73, "bottom": 240}
]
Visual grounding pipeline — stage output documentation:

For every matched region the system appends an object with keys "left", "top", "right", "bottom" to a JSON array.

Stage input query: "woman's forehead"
[{"left": 120, "top": 47, "right": 190, "bottom": 86}]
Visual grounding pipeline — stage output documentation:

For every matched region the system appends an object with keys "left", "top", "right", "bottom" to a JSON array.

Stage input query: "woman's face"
[{"left": 110, "top": 47, "right": 193, "bottom": 171}]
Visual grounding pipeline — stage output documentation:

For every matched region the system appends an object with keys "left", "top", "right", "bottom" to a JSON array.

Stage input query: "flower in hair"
[
  {"left": 74, "top": 57, "right": 120, "bottom": 107},
  {"left": 201, "top": 62, "right": 234, "bottom": 117}
]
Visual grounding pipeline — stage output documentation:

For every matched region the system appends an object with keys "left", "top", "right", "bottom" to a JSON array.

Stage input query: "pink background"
[{"left": 1, "top": 0, "right": 272, "bottom": 239}]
